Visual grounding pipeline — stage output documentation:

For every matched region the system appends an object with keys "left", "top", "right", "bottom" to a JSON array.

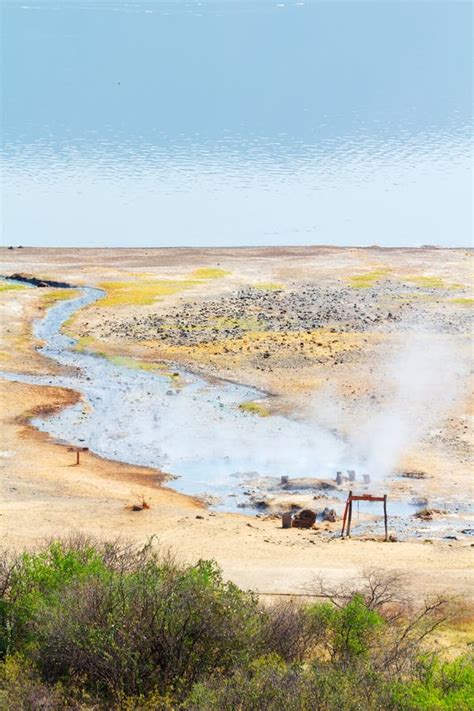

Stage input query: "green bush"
[
  {"left": 306, "top": 594, "right": 384, "bottom": 665},
  {"left": 1, "top": 539, "right": 109, "bottom": 657},
  {"left": 393, "top": 655, "right": 474, "bottom": 710},
  {"left": 31, "top": 557, "right": 261, "bottom": 700},
  {"left": 0, "top": 538, "right": 472, "bottom": 710}
]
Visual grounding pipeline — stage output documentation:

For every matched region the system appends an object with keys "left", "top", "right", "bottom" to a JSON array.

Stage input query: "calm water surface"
[{"left": 2, "top": 0, "right": 472, "bottom": 247}]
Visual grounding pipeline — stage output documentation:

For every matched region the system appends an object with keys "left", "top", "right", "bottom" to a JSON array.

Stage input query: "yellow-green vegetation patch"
[
  {"left": 40, "top": 288, "right": 79, "bottom": 308},
  {"left": 0, "top": 282, "right": 28, "bottom": 293},
  {"left": 348, "top": 268, "right": 392, "bottom": 289},
  {"left": 73, "top": 336, "right": 106, "bottom": 356},
  {"left": 252, "top": 282, "right": 285, "bottom": 291},
  {"left": 191, "top": 267, "right": 230, "bottom": 279},
  {"left": 98, "top": 279, "right": 200, "bottom": 307},
  {"left": 105, "top": 354, "right": 181, "bottom": 382},
  {"left": 238, "top": 400, "right": 270, "bottom": 417},
  {"left": 61, "top": 316, "right": 77, "bottom": 337},
  {"left": 106, "top": 354, "right": 161, "bottom": 371},
  {"left": 450, "top": 298, "right": 474, "bottom": 306},
  {"left": 404, "top": 275, "right": 464, "bottom": 290}
]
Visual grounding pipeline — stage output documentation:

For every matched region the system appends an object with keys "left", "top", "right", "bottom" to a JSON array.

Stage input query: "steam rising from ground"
[
  {"left": 334, "top": 331, "right": 469, "bottom": 481},
  {"left": 156, "top": 329, "right": 469, "bottom": 490}
]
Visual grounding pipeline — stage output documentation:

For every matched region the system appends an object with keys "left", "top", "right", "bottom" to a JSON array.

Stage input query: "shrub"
[
  {"left": 185, "top": 654, "right": 397, "bottom": 711},
  {"left": 260, "top": 599, "right": 329, "bottom": 662},
  {"left": 32, "top": 558, "right": 262, "bottom": 701},
  {"left": 0, "top": 538, "right": 109, "bottom": 657},
  {"left": 393, "top": 655, "right": 474, "bottom": 710},
  {"left": 305, "top": 595, "right": 384, "bottom": 666}
]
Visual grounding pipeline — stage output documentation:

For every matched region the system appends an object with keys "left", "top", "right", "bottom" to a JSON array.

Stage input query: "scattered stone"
[
  {"left": 401, "top": 470, "right": 427, "bottom": 479},
  {"left": 414, "top": 508, "right": 443, "bottom": 521},
  {"left": 321, "top": 507, "right": 337, "bottom": 523}
]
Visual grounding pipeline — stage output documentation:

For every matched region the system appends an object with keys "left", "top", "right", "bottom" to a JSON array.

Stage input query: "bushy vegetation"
[{"left": 0, "top": 538, "right": 472, "bottom": 710}]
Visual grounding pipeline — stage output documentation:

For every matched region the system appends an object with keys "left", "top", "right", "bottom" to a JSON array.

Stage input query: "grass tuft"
[
  {"left": 191, "top": 267, "right": 231, "bottom": 279},
  {"left": 404, "top": 275, "right": 464, "bottom": 290},
  {"left": 252, "top": 282, "right": 285, "bottom": 291},
  {"left": 0, "top": 283, "right": 28, "bottom": 293},
  {"left": 40, "top": 289, "right": 79, "bottom": 308},
  {"left": 450, "top": 298, "right": 474, "bottom": 306},
  {"left": 105, "top": 355, "right": 181, "bottom": 382},
  {"left": 348, "top": 268, "right": 392, "bottom": 289},
  {"left": 238, "top": 401, "right": 270, "bottom": 417}
]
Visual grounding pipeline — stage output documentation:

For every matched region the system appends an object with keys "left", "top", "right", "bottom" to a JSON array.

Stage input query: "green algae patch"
[
  {"left": 252, "top": 282, "right": 285, "bottom": 291},
  {"left": 0, "top": 283, "right": 28, "bottom": 293},
  {"left": 105, "top": 354, "right": 181, "bottom": 382},
  {"left": 450, "top": 298, "right": 474, "bottom": 306},
  {"left": 98, "top": 268, "right": 230, "bottom": 307},
  {"left": 238, "top": 401, "right": 270, "bottom": 417},
  {"left": 105, "top": 354, "right": 160, "bottom": 371},
  {"left": 40, "top": 288, "right": 79, "bottom": 308},
  {"left": 191, "top": 267, "right": 230, "bottom": 279},
  {"left": 98, "top": 279, "right": 200, "bottom": 307},
  {"left": 348, "top": 268, "right": 392, "bottom": 289},
  {"left": 73, "top": 336, "right": 106, "bottom": 355},
  {"left": 404, "top": 275, "right": 464, "bottom": 290}
]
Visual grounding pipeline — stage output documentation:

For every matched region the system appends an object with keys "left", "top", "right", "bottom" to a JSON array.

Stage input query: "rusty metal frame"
[{"left": 341, "top": 490, "right": 388, "bottom": 541}]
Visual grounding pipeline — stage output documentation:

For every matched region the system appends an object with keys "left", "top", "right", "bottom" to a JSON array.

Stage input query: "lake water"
[{"left": 2, "top": 0, "right": 472, "bottom": 248}]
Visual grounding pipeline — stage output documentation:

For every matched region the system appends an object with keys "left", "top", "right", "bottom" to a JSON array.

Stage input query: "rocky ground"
[{"left": 99, "top": 280, "right": 471, "bottom": 346}]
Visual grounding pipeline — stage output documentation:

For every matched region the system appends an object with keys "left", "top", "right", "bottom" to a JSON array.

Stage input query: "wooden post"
[
  {"left": 346, "top": 491, "right": 352, "bottom": 536},
  {"left": 341, "top": 491, "right": 353, "bottom": 538},
  {"left": 341, "top": 498, "right": 349, "bottom": 538},
  {"left": 383, "top": 494, "right": 388, "bottom": 541},
  {"left": 346, "top": 491, "right": 353, "bottom": 538},
  {"left": 67, "top": 446, "right": 88, "bottom": 466}
]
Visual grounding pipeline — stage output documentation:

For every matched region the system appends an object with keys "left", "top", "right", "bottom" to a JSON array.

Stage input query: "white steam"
[{"left": 343, "top": 331, "right": 468, "bottom": 480}]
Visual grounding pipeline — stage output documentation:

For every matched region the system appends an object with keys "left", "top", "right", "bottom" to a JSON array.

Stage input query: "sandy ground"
[{"left": 0, "top": 247, "right": 473, "bottom": 599}]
